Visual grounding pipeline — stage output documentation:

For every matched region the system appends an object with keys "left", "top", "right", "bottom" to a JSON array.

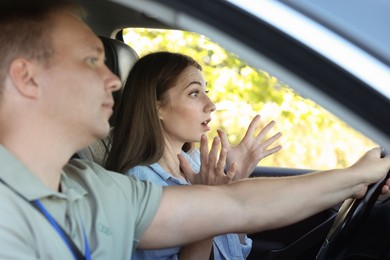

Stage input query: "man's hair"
[
  {"left": 0, "top": 0, "right": 84, "bottom": 95},
  {"left": 105, "top": 51, "right": 202, "bottom": 173}
]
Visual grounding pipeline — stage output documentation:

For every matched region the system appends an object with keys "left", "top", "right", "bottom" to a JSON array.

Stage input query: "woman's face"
[{"left": 159, "top": 65, "right": 216, "bottom": 146}]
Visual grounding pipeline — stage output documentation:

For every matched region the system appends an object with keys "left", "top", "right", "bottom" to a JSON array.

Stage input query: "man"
[{"left": 0, "top": 0, "right": 389, "bottom": 259}]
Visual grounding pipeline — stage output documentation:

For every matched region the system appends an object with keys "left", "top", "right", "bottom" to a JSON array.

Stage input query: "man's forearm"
[
  {"left": 140, "top": 148, "right": 390, "bottom": 249},
  {"left": 140, "top": 168, "right": 355, "bottom": 248}
]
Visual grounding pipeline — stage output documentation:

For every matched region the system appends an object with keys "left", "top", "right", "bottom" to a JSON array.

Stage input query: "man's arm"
[{"left": 138, "top": 148, "right": 390, "bottom": 249}]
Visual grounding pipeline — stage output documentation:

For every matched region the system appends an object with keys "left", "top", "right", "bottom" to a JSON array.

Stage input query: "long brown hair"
[{"left": 105, "top": 51, "right": 202, "bottom": 173}]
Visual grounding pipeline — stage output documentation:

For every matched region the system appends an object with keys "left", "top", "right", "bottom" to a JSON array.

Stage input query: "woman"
[{"left": 106, "top": 51, "right": 282, "bottom": 259}]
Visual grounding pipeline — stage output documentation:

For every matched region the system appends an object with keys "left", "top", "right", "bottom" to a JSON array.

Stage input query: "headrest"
[
  {"left": 99, "top": 36, "right": 138, "bottom": 84},
  {"left": 99, "top": 36, "right": 139, "bottom": 126}
]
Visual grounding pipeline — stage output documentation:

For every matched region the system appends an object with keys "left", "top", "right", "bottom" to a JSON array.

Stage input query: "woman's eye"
[{"left": 190, "top": 91, "right": 199, "bottom": 97}]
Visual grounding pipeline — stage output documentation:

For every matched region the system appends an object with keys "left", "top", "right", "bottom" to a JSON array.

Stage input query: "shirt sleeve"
[
  {"left": 125, "top": 175, "right": 163, "bottom": 248},
  {"left": 241, "top": 235, "right": 253, "bottom": 258},
  {"left": 79, "top": 160, "right": 163, "bottom": 250}
]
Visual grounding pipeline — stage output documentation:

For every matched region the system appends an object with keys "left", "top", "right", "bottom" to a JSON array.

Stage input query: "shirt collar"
[
  {"left": 147, "top": 163, "right": 189, "bottom": 185},
  {"left": 0, "top": 145, "right": 85, "bottom": 201}
]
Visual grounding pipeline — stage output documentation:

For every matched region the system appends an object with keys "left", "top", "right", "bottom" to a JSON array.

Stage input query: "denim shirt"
[{"left": 125, "top": 150, "right": 252, "bottom": 260}]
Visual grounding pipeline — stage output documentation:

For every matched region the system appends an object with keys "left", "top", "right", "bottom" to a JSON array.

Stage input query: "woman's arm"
[{"left": 178, "top": 238, "right": 213, "bottom": 260}]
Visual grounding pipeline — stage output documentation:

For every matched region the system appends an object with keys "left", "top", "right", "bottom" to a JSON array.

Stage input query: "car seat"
[{"left": 76, "top": 36, "right": 139, "bottom": 165}]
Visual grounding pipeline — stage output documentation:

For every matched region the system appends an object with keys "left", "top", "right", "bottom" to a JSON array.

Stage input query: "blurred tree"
[{"left": 123, "top": 28, "right": 376, "bottom": 170}]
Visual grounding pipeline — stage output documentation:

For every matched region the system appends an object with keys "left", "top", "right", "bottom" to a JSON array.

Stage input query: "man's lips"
[{"left": 102, "top": 102, "right": 114, "bottom": 113}]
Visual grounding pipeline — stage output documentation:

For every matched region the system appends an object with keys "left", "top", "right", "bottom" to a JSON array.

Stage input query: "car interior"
[
  {"left": 74, "top": 35, "right": 339, "bottom": 260},
  {"left": 73, "top": 0, "right": 390, "bottom": 259}
]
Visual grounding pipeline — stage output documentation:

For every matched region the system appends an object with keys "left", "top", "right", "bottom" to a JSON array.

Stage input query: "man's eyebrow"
[
  {"left": 95, "top": 46, "right": 104, "bottom": 54},
  {"left": 85, "top": 45, "right": 104, "bottom": 54}
]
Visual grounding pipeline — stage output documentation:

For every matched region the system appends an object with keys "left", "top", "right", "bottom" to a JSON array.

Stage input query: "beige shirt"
[{"left": 0, "top": 145, "right": 162, "bottom": 259}]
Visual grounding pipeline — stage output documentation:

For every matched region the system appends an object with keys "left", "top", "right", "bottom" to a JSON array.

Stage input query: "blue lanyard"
[{"left": 33, "top": 200, "right": 91, "bottom": 260}]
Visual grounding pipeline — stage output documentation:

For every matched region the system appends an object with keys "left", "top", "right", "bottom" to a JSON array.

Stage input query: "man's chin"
[
  {"left": 78, "top": 128, "right": 109, "bottom": 150},
  {"left": 97, "top": 124, "right": 112, "bottom": 139},
  {"left": 88, "top": 124, "right": 111, "bottom": 144}
]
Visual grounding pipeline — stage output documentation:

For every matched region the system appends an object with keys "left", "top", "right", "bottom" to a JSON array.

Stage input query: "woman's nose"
[{"left": 205, "top": 97, "right": 216, "bottom": 112}]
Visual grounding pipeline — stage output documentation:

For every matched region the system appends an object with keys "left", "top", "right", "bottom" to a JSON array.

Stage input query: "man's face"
[{"left": 35, "top": 11, "right": 121, "bottom": 146}]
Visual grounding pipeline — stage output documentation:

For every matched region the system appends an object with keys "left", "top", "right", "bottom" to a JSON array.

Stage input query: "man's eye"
[{"left": 86, "top": 57, "right": 98, "bottom": 65}]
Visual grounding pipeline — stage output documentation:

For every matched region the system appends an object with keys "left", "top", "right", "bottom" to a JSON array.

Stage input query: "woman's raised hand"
[
  {"left": 178, "top": 134, "right": 237, "bottom": 185},
  {"left": 218, "top": 114, "right": 282, "bottom": 180}
]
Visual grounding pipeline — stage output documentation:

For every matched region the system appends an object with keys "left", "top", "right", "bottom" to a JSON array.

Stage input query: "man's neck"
[{"left": 1, "top": 135, "right": 73, "bottom": 191}]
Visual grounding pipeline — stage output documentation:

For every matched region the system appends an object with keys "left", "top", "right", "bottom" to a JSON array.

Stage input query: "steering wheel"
[{"left": 316, "top": 152, "right": 390, "bottom": 260}]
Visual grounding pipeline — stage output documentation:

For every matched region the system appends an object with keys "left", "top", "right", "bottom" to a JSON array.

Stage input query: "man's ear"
[{"left": 8, "top": 58, "right": 40, "bottom": 98}]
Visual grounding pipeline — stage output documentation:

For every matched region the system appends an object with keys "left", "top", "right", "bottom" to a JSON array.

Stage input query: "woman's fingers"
[
  {"left": 178, "top": 153, "right": 196, "bottom": 183},
  {"left": 225, "top": 163, "right": 237, "bottom": 181},
  {"left": 197, "top": 134, "right": 237, "bottom": 185},
  {"left": 208, "top": 136, "right": 221, "bottom": 169},
  {"left": 255, "top": 120, "right": 278, "bottom": 142},
  {"left": 242, "top": 114, "right": 261, "bottom": 140},
  {"left": 217, "top": 129, "right": 229, "bottom": 150},
  {"left": 199, "top": 134, "right": 209, "bottom": 178},
  {"left": 261, "top": 145, "right": 283, "bottom": 158}
]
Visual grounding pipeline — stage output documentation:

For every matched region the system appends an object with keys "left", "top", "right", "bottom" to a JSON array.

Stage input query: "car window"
[{"left": 121, "top": 28, "right": 377, "bottom": 170}]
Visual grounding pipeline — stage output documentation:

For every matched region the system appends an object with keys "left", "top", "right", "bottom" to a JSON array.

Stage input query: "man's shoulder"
[
  {"left": 67, "top": 157, "right": 110, "bottom": 172},
  {"left": 64, "top": 158, "right": 130, "bottom": 187},
  {"left": 64, "top": 158, "right": 163, "bottom": 195},
  {"left": 65, "top": 157, "right": 112, "bottom": 176}
]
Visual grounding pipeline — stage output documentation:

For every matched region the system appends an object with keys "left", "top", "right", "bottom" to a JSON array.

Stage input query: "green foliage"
[{"left": 123, "top": 28, "right": 376, "bottom": 170}]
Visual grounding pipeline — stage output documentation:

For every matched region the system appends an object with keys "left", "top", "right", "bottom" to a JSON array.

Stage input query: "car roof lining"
[
  {"left": 280, "top": 0, "right": 390, "bottom": 66},
  {"left": 78, "top": 0, "right": 173, "bottom": 37}
]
